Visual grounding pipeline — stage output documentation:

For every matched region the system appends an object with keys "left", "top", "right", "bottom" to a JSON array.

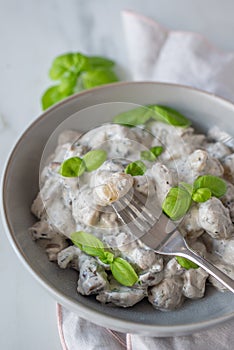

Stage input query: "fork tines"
[{"left": 111, "top": 190, "right": 160, "bottom": 233}]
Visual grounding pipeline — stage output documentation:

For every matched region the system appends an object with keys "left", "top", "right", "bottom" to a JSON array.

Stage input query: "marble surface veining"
[{"left": 1, "top": 1, "right": 234, "bottom": 349}]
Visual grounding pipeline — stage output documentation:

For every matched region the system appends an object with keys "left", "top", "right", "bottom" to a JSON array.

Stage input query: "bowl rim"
[{"left": 1, "top": 81, "right": 234, "bottom": 336}]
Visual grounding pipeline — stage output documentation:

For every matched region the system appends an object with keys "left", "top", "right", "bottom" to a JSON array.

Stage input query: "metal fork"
[{"left": 111, "top": 189, "right": 234, "bottom": 293}]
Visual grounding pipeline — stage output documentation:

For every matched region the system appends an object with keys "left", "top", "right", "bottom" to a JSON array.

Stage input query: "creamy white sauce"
[{"left": 30, "top": 124, "right": 234, "bottom": 309}]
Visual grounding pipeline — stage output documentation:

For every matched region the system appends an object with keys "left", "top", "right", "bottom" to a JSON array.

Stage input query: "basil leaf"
[
  {"left": 83, "top": 149, "right": 107, "bottom": 172},
  {"left": 140, "top": 146, "right": 163, "bottom": 162},
  {"left": 59, "top": 157, "right": 85, "bottom": 177},
  {"left": 150, "top": 146, "right": 164, "bottom": 157},
  {"left": 80, "top": 68, "right": 118, "bottom": 89},
  {"left": 193, "top": 175, "right": 227, "bottom": 198},
  {"left": 41, "top": 85, "right": 70, "bottom": 110},
  {"left": 87, "top": 56, "right": 115, "bottom": 69},
  {"left": 71, "top": 232, "right": 138, "bottom": 286},
  {"left": 49, "top": 53, "right": 88, "bottom": 80},
  {"left": 140, "top": 150, "right": 156, "bottom": 161},
  {"left": 99, "top": 251, "right": 114, "bottom": 264},
  {"left": 113, "top": 106, "right": 153, "bottom": 127},
  {"left": 192, "top": 187, "right": 212, "bottom": 203},
  {"left": 110, "top": 257, "right": 138, "bottom": 286},
  {"left": 113, "top": 105, "right": 190, "bottom": 127},
  {"left": 150, "top": 105, "right": 191, "bottom": 127},
  {"left": 58, "top": 72, "right": 78, "bottom": 94},
  {"left": 42, "top": 52, "right": 119, "bottom": 110},
  {"left": 162, "top": 186, "right": 192, "bottom": 220},
  {"left": 71, "top": 231, "right": 105, "bottom": 259},
  {"left": 49, "top": 53, "right": 74, "bottom": 80},
  {"left": 125, "top": 160, "right": 147, "bottom": 176},
  {"left": 176, "top": 256, "right": 199, "bottom": 270}
]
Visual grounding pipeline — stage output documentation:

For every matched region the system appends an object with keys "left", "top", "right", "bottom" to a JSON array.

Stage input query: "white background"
[{"left": 1, "top": 1, "right": 234, "bottom": 349}]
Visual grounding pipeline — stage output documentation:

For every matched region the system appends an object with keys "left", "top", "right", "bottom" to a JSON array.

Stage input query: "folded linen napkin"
[
  {"left": 57, "top": 10, "right": 234, "bottom": 350},
  {"left": 122, "top": 10, "right": 234, "bottom": 102},
  {"left": 57, "top": 304, "right": 234, "bottom": 350}
]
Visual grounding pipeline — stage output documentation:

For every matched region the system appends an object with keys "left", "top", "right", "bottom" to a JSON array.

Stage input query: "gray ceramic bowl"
[{"left": 1, "top": 82, "right": 234, "bottom": 336}]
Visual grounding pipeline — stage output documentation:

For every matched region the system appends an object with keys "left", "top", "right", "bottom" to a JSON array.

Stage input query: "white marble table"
[{"left": 1, "top": 0, "right": 234, "bottom": 349}]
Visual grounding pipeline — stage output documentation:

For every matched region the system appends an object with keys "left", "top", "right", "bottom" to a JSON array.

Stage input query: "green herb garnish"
[
  {"left": 81, "top": 68, "right": 118, "bottom": 89},
  {"left": 176, "top": 256, "right": 199, "bottom": 270},
  {"left": 140, "top": 151, "right": 156, "bottom": 162},
  {"left": 162, "top": 186, "right": 192, "bottom": 221},
  {"left": 125, "top": 160, "right": 147, "bottom": 176},
  {"left": 42, "top": 86, "right": 69, "bottom": 111},
  {"left": 49, "top": 53, "right": 88, "bottom": 80},
  {"left": 101, "top": 251, "right": 115, "bottom": 265},
  {"left": 113, "top": 106, "right": 153, "bottom": 127},
  {"left": 85, "top": 56, "right": 116, "bottom": 69},
  {"left": 193, "top": 175, "right": 227, "bottom": 198},
  {"left": 83, "top": 149, "right": 107, "bottom": 172},
  {"left": 113, "top": 105, "right": 191, "bottom": 128},
  {"left": 150, "top": 146, "right": 164, "bottom": 157},
  {"left": 59, "top": 149, "right": 107, "bottom": 177},
  {"left": 71, "top": 231, "right": 138, "bottom": 287},
  {"left": 140, "top": 146, "right": 164, "bottom": 161},
  {"left": 71, "top": 230, "right": 105, "bottom": 258},
  {"left": 59, "top": 157, "right": 86, "bottom": 177},
  {"left": 192, "top": 188, "right": 212, "bottom": 203},
  {"left": 162, "top": 175, "right": 226, "bottom": 220},
  {"left": 110, "top": 257, "right": 139, "bottom": 287},
  {"left": 162, "top": 176, "right": 226, "bottom": 270},
  {"left": 42, "top": 52, "right": 119, "bottom": 110},
  {"left": 150, "top": 105, "right": 191, "bottom": 127}
]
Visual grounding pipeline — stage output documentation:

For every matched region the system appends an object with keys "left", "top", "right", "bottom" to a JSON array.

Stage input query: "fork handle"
[{"left": 178, "top": 247, "right": 234, "bottom": 293}]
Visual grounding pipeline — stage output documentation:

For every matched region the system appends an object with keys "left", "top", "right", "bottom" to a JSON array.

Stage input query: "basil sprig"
[
  {"left": 113, "top": 105, "right": 191, "bottom": 128},
  {"left": 162, "top": 175, "right": 227, "bottom": 221},
  {"left": 71, "top": 231, "right": 138, "bottom": 287},
  {"left": 140, "top": 146, "right": 164, "bottom": 162},
  {"left": 125, "top": 160, "right": 147, "bottom": 176},
  {"left": 193, "top": 175, "right": 227, "bottom": 198},
  {"left": 59, "top": 149, "right": 107, "bottom": 177},
  {"left": 42, "top": 52, "right": 119, "bottom": 110},
  {"left": 163, "top": 175, "right": 226, "bottom": 270}
]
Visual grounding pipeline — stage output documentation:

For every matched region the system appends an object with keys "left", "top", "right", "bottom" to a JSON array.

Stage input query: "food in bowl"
[{"left": 29, "top": 104, "right": 234, "bottom": 311}]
